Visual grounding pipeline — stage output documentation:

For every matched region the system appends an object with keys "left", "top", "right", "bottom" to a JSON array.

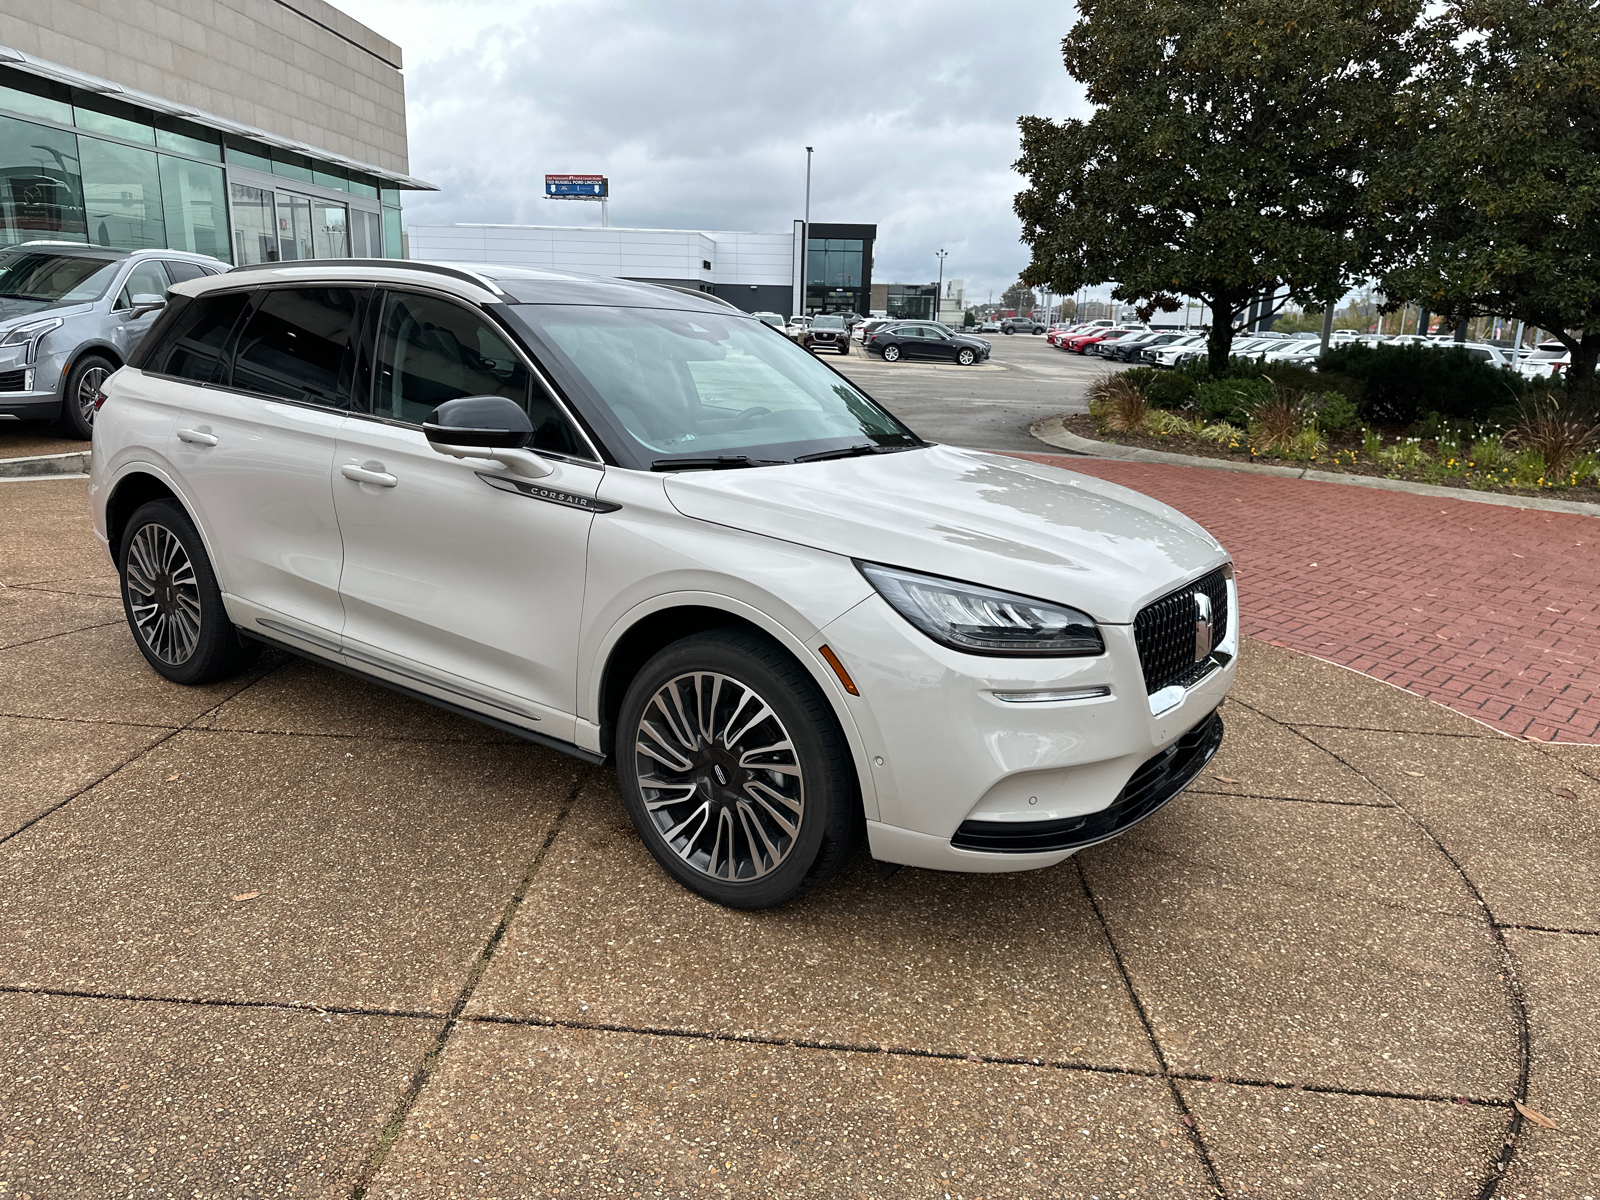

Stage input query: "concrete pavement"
[{"left": 2, "top": 476, "right": 1597, "bottom": 1199}]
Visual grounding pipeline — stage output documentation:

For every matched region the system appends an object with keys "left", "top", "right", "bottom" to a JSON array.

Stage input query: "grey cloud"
[{"left": 359, "top": 0, "right": 1087, "bottom": 299}]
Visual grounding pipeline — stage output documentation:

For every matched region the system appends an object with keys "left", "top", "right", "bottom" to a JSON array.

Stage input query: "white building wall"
[{"left": 406, "top": 223, "right": 796, "bottom": 290}]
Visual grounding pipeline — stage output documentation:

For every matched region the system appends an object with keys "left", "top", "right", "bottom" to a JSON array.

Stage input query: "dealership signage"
[{"left": 544, "top": 175, "right": 607, "bottom": 199}]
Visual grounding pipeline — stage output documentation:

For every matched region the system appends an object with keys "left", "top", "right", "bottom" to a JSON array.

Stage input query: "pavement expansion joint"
[
  {"left": 1074, "top": 859, "right": 1230, "bottom": 1196},
  {"left": 3, "top": 619, "right": 124, "bottom": 653},
  {"left": 1253, "top": 705, "right": 1535, "bottom": 1197},
  {"left": 1167, "top": 1069, "right": 1510, "bottom": 1109},
  {"left": 0, "top": 723, "right": 186, "bottom": 847},
  {"left": 1495, "top": 922, "right": 1600, "bottom": 938},
  {"left": 348, "top": 768, "right": 592, "bottom": 1199},
  {"left": 1188, "top": 785, "right": 1395, "bottom": 809},
  {"left": 0, "top": 982, "right": 445, "bottom": 1021}
]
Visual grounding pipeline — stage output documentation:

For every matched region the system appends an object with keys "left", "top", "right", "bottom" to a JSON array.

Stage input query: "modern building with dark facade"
[
  {"left": 0, "top": 0, "right": 431, "bottom": 264},
  {"left": 804, "top": 222, "right": 874, "bottom": 316}
]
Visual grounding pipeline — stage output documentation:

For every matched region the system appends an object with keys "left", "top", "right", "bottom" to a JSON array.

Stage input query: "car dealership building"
[
  {"left": 407, "top": 220, "right": 878, "bottom": 317},
  {"left": 0, "top": 0, "right": 430, "bottom": 265}
]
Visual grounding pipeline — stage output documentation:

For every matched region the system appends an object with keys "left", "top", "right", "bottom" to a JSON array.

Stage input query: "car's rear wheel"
[
  {"left": 1004, "top": 327, "right": 1015, "bottom": 335},
  {"left": 55, "top": 354, "right": 115, "bottom": 440},
  {"left": 882, "top": 344, "right": 901, "bottom": 362},
  {"left": 118, "top": 499, "right": 261, "bottom": 685},
  {"left": 956, "top": 348, "right": 976, "bottom": 366},
  {"left": 616, "top": 629, "right": 860, "bottom": 909}
]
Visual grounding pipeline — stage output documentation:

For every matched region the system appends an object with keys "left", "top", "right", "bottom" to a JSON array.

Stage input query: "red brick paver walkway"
[{"left": 1018, "top": 455, "right": 1600, "bottom": 743}]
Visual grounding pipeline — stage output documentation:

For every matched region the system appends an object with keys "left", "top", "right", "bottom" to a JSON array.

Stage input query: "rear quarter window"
[{"left": 132, "top": 290, "right": 251, "bottom": 382}]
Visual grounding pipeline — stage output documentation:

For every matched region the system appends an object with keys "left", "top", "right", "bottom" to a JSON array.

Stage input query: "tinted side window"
[
  {"left": 117, "top": 260, "right": 172, "bottom": 309},
  {"left": 164, "top": 261, "right": 207, "bottom": 284},
  {"left": 371, "top": 291, "right": 585, "bottom": 456},
  {"left": 231, "top": 287, "right": 363, "bottom": 407},
  {"left": 143, "top": 290, "right": 251, "bottom": 383}
]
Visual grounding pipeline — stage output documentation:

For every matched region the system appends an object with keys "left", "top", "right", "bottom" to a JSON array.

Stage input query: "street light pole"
[
  {"left": 935, "top": 249, "right": 948, "bottom": 324},
  {"left": 802, "top": 147, "right": 813, "bottom": 316}
]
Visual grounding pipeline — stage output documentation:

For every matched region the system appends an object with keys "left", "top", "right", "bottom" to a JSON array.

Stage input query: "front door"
[
  {"left": 331, "top": 289, "right": 600, "bottom": 740},
  {"left": 108, "top": 259, "right": 173, "bottom": 360},
  {"left": 170, "top": 285, "right": 364, "bottom": 644}
]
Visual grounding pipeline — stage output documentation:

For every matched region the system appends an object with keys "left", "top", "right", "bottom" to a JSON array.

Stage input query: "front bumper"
[{"left": 816, "top": 572, "right": 1238, "bottom": 873}]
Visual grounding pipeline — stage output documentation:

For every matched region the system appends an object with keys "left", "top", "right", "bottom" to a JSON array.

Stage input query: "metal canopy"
[{"left": 0, "top": 43, "right": 438, "bottom": 192}]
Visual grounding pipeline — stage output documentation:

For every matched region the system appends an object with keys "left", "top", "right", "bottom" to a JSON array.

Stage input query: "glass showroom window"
[
  {"left": 158, "top": 157, "right": 230, "bottom": 261},
  {"left": 230, "top": 181, "right": 277, "bottom": 265},
  {"left": 350, "top": 207, "right": 382, "bottom": 257},
  {"left": 0, "top": 113, "right": 87, "bottom": 247},
  {"left": 382, "top": 204, "right": 402, "bottom": 259},
  {"left": 311, "top": 198, "right": 348, "bottom": 258},
  {"left": 80, "top": 136, "right": 165, "bottom": 249}
]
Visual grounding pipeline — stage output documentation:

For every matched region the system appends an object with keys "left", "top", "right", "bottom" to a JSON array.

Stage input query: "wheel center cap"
[{"left": 712, "top": 763, "right": 729, "bottom": 786}]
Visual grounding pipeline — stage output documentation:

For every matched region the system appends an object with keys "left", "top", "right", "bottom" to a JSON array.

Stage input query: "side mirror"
[
  {"left": 128, "top": 293, "right": 167, "bottom": 318},
  {"left": 423, "top": 395, "right": 552, "bottom": 478}
]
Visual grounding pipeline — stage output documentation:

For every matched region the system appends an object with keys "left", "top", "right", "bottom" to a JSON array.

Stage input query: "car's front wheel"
[
  {"left": 118, "top": 499, "right": 261, "bottom": 685},
  {"left": 616, "top": 629, "right": 860, "bottom": 909},
  {"left": 956, "top": 348, "right": 976, "bottom": 365},
  {"left": 881, "top": 344, "right": 901, "bottom": 362},
  {"left": 56, "top": 354, "right": 115, "bottom": 440}
]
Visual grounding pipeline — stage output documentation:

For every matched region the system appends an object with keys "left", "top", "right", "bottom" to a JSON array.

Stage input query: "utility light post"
[
  {"left": 802, "top": 147, "right": 813, "bottom": 316},
  {"left": 935, "top": 249, "right": 948, "bottom": 323}
]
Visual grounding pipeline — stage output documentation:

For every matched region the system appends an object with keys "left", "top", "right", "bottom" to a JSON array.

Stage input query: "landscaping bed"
[{"left": 1058, "top": 411, "right": 1600, "bottom": 503}]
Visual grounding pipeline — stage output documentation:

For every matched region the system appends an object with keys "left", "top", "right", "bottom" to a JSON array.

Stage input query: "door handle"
[
  {"left": 341, "top": 463, "right": 398, "bottom": 488},
  {"left": 176, "top": 427, "right": 218, "bottom": 446}
]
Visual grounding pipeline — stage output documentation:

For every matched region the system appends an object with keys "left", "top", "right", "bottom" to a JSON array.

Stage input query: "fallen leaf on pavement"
[
  {"left": 166, "top": 774, "right": 181, "bottom": 781},
  {"left": 1513, "top": 1100, "right": 1561, "bottom": 1131},
  {"left": 231, "top": 892, "right": 260, "bottom": 903},
  {"left": 1553, "top": 788, "right": 1577, "bottom": 800},
  {"left": 1179, "top": 1114, "right": 1196, "bottom": 1127},
  {"left": 1212, "top": 775, "right": 1240, "bottom": 784},
  {"left": 1403, "top": 771, "right": 1424, "bottom": 777}
]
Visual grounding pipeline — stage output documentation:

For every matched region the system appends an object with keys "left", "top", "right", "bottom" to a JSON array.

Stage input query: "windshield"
[
  {"left": 0, "top": 251, "right": 122, "bottom": 310},
  {"left": 811, "top": 316, "right": 845, "bottom": 330},
  {"left": 514, "top": 305, "right": 921, "bottom": 468}
]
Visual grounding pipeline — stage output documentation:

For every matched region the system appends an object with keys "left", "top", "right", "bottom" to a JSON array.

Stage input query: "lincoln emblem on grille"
[{"left": 1193, "top": 591, "right": 1214, "bottom": 662}]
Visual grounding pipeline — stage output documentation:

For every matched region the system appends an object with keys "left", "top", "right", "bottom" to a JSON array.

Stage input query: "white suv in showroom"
[{"left": 90, "top": 261, "right": 1237, "bottom": 908}]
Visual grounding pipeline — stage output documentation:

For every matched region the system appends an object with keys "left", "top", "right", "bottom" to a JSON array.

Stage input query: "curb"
[
  {"left": 1029, "top": 418, "right": 1600, "bottom": 520},
  {"left": 0, "top": 450, "right": 92, "bottom": 479}
]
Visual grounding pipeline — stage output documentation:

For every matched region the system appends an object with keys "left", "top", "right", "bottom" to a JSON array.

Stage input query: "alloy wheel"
[
  {"left": 633, "top": 671, "right": 805, "bottom": 882},
  {"left": 125, "top": 523, "right": 202, "bottom": 665},
  {"left": 77, "top": 365, "right": 109, "bottom": 425}
]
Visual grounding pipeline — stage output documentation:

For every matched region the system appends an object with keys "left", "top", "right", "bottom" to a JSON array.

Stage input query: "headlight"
[
  {"left": 0, "top": 317, "right": 63, "bottom": 364},
  {"left": 857, "top": 562, "right": 1104, "bottom": 657}
]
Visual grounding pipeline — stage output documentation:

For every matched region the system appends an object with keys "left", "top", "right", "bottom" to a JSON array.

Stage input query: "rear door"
[
  {"left": 330, "top": 288, "right": 601, "bottom": 738},
  {"left": 169, "top": 285, "right": 364, "bottom": 647}
]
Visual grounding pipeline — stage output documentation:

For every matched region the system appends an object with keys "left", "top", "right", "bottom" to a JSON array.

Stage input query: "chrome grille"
[{"left": 1133, "top": 567, "right": 1230, "bottom": 695}]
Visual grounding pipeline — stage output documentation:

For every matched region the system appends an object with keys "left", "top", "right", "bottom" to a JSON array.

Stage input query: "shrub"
[
  {"left": 1197, "top": 421, "right": 1244, "bottom": 444},
  {"left": 1247, "top": 388, "right": 1311, "bottom": 453},
  {"left": 1119, "top": 367, "right": 1162, "bottom": 396},
  {"left": 1087, "top": 372, "right": 1149, "bottom": 433},
  {"left": 1362, "top": 427, "right": 1382, "bottom": 457},
  {"left": 1195, "top": 376, "right": 1274, "bottom": 424},
  {"left": 1145, "top": 371, "right": 1196, "bottom": 410},
  {"left": 1513, "top": 448, "right": 1550, "bottom": 486},
  {"left": 1312, "top": 391, "right": 1359, "bottom": 431},
  {"left": 1146, "top": 408, "right": 1196, "bottom": 435},
  {"left": 1511, "top": 393, "right": 1599, "bottom": 478},
  {"left": 963, "top": 311, "right": 976, "bottom": 328},
  {"left": 1285, "top": 428, "right": 1327, "bottom": 461},
  {"left": 1569, "top": 451, "right": 1600, "bottom": 486},
  {"left": 1378, "top": 438, "right": 1430, "bottom": 469},
  {"left": 1318, "top": 342, "right": 1526, "bottom": 425}
]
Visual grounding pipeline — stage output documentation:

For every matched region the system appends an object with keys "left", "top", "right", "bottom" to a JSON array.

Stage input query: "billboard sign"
[{"left": 545, "top": 174, "right": 607, "bottom": 199}]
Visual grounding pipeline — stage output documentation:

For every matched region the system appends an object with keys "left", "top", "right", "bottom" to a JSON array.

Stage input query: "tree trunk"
[
  {"left": 1564, "top": 333, "right": 1599, "bottom": 403},
  {"left": 1204, "top": 299, "right": 1238, "bottom": 376}
]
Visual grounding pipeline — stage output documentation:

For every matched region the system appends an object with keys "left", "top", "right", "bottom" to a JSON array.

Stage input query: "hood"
[
  {"left": 663, "top": 445, "right": 1226, "bottom": 623},
  {"left": 0, "top": 299, "right": 93, "bottom": 326}
]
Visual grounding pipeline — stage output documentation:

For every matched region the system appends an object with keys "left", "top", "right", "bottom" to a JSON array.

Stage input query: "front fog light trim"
[{"left": 993, "top": 686, "right": 1111, "bottom": 704}]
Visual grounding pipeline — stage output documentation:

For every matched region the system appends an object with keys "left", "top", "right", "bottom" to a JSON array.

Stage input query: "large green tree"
[
  {"left": 1014, "top": 0, "right": 1421, "bottom": 373},
  {"left": 1373, "top": 0, "right": 1600, "bottom": 392}
]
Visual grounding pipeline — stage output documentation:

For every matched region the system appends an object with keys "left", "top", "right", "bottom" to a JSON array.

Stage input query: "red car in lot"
[{"left": 1064, "top": 328, "right": 1130, "bottom": 353}]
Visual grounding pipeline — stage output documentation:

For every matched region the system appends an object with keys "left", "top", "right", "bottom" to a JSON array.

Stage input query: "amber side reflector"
[{"left": 817, "top": 644, "right": 859, "bottom": 696}]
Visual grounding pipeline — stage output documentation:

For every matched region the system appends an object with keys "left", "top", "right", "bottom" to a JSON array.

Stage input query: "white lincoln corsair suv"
[{"left": 89, "top": 260, "right": 1238, "bottom": 908}]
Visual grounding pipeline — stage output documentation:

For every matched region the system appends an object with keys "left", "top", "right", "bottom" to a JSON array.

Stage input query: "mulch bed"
[{"left": 1055, "top": 413, "right": 1600, "bottom": 505}]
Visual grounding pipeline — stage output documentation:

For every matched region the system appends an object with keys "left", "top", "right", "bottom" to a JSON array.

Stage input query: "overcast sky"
[{"left": 332, "top": 0, "right": 1091, "bottom": 304}]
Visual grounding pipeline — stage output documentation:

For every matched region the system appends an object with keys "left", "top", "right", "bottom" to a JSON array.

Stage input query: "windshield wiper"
[
  {"left": 792, "top": 443, "right": 907, "bottom": 463},
  {"left": 651, "top": 455, "right": 782, "bottom": 472}
]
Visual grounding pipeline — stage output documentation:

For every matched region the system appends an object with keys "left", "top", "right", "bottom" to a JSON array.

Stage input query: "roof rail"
[
  {"left": 222, "top": 259, "right": 509, "bottom": 297},
  {"left": 658, "top": 284, "right": 740, "bottom": 310}
]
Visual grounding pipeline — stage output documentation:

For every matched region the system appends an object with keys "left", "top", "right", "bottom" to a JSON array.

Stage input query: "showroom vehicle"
[
  {"left": 0, "top": 241, "right": 229, "bottom": 438},
  {"left": 753, "top": 311, "right": 787, "bottom": 333},
  {"left": 90, "top": 261, "right": 1235, "bottom": 909},
  {"left": 799, "top": 314, "right": 851, "bottom": 355},
  {"left": 866, "top": 321, "right": 991, "bottom": 364},
  {"left": 1135, "top": 333, "right": 1203, "bottom": 364}
]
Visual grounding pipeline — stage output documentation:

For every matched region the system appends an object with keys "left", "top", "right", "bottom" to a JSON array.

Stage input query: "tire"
[
  {"left": 956, "top": 348, "right": 976, "bottom": 365},
  {"left": 1004, "top": 327, "right": 1015, "bottom": 335},
  {"left": 838, "top": 344, "right": 849, "bottom": 355},
  {"left": 55, "top": 354, "right": 115, "bottom": 440},
  {"left": 882, "top": 344, "right": 901, "bottom": 362},
  {"left": 616, "top": 629, "right": 861, "bottom": 909},
  {"left": 118, "top": 499, "right": 261, "bottom": 685}
]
